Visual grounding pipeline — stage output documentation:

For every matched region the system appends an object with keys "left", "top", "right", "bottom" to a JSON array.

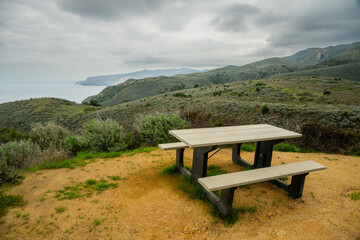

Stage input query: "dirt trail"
[{"left": 0, "top": 148, "right": 359, "bottom": 239}]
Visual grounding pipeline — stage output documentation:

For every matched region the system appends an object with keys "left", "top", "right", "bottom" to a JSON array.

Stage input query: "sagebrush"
[
  {"left": 84, "top": 118, "right": 129, "bottom": 152},
  {"left": 0, "top": 140, "right": 41, "bottom": 183},
  {"left": 139, "top": 113, "right": 186, "bottom": 146}
]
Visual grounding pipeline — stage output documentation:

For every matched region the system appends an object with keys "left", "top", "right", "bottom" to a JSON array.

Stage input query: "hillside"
[
  {"left": 1, "top": 76, "right": 359, "bottom": 154},
  {"left": 84, "top": 42, "right": 360, "bottom": 106},
  {"left": 76, "top": 68, "right": 203, "bottom": 86},
  {"left": 284, "top": 42, "right": 360, "bottom": 64},
  {"left": 83, "top": 58, "right": 301, "bottom": 106},
  {"left": 0, "top": 98, "right": 100, "bottom": 132}
]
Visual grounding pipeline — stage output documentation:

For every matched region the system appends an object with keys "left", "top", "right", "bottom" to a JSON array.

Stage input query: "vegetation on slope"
[
  {"left": 1, "top": 75, "right": 359, "bottom": 155},
  {"left": 83, "top": 42, "right": 360, "bottom": 106}
]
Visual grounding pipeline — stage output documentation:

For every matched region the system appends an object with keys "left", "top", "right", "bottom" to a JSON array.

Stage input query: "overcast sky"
[{"left": 0, "top": 0, "right": 359, "bottom": 82}]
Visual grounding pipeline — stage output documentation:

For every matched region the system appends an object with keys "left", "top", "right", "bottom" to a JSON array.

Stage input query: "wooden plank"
[
  {"left": 158, "top": 142, "right": 189, "bottom": 150},
  {"left": 198, "top": 161, "right": 326, "bottom": 192},
  {"left": 170, "top": 124, "right": 301, "bottom": 148}
]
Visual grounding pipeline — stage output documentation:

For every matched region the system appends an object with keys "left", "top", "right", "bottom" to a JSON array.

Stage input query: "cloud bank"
[{"left": 0, "top": 0, "right": 359, "bottom": 82}]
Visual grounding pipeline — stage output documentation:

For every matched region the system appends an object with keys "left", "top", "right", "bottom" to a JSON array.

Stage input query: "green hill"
[
  {"left": 0, "top": 98, "right": 100, "bottom": 132},
  {"left": 84, "top": 42, "right": 360, "bottom": 106},
  {"left": 1, "top": 76, "right": 359, "bottom": 154},
  {"left": 83, "top": 57, "right": 300, "bottom": 106},
  {"left": 284, "top": 42, "right": 360, "bottom": 64}
]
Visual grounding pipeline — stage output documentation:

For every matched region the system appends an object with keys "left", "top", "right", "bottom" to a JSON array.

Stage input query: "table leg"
[
  {"left": 253, "top": 139, "right": 283, "bottom": 168},
  {"left": 191, "top": 146, "right": 217, "bottom": 181},
  {"left": 232, "top": 143, "right": 252, "bottom": 168}
]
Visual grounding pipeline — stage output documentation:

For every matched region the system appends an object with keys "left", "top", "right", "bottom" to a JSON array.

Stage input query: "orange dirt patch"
[{"left": 0, "top": 148, "right": 359, "bottom": 239}]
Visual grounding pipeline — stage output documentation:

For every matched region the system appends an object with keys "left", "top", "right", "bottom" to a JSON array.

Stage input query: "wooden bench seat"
[
  {"left": 198, "top": 161, "right": 326, "bottom": 217},
  {"left": 158, "top": 142, "right": 189, "bottom": 150}
]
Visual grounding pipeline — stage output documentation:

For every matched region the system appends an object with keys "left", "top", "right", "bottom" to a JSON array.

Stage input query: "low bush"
[
  {"left": 84, "top": 118, "right": 130, "bottom": 152},
  {"left": 139, "top": 113, "right": 186, "bottom": 146},
  {"left": 261, "top": 105, "right": 269, "bottom": 114},
  {"left": 64, "top": 135, "right": 88, "bottom": 154},
  {"left": 30, "top": 122, "right": 70, "bottom": 150},
  {"left": 301, "top": 124, "right": 360, "bottom": 154},
  {"left": 0, "top": 140, "right": 41, "bottom": 184},
  {"left": 0, "top": 127, "right": 29, "bottom": 144}
]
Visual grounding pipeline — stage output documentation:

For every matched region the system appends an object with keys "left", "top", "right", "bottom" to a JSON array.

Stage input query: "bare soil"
[{"left": 1, "top": 148, "right": 359, "bottom": 240}]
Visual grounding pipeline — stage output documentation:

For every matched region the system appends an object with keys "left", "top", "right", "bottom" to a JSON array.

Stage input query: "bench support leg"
[
  {"left": 191, "top": 146, "right": 217, "bottom": 181},
  {"left": 217, "top": 187, "right": 237, "bottom": 218},
  {"left": 176, "top": 148, "right": 191, "bottom": 178},
  {"left": 232, "top": 143, "right": 252, "bottom": 168},
  {"left": 289, "top": 173, "right": 308, "bottom": 199},
  {"left": 254, "top": 139, "right": 283, "bottom": 168}
]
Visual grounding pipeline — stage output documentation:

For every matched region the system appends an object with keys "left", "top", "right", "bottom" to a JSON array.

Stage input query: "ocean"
[{"left": 0, "top": 81, "right": 106, "bottom": 104}]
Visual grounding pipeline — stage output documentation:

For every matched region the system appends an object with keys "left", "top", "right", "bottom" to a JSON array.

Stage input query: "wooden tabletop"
[{"left": 169, "top": 124, "right": 302, "bottom": 148}]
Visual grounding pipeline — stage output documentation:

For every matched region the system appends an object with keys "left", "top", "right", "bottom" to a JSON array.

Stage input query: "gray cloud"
[
  {"left": 265, "top": 0, "right": 360, "bottom": 48},
  {"left": 213, "top": 3, "right": 260, "bottom": 32},
  {"left": 122, "top": 56, "right": 168, "bottom": 66},
  {"left": 254, "top": 12, "right": 286, "bottom": 27},
  {"left": 58, "top": 0, "right": 164, "bottom": 20},
  {"left": 0, "top": 0, "right": 359, "bottom": 84}
]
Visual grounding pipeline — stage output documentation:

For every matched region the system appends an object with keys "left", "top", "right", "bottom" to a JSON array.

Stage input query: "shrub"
[
  {"left": 30, "top": 122, "right": 70, "bottom": 150},
  {"left": 173, "top": 93, "right": 188, "bottom": 98},
  {"left": 0, "top": 127, "right": 29, "bottom": 144},
  {"left": 0, "top": 140, "right": 41, "bottom": 184},
  {"left": 64, "top": 135, "right": 88, "bottom": 154},
  {"left": 139, "top": 113, "right": 186, "bottom": 146},
  {"left": 261, "top": 105, "right": 269, "bottom": 114},
  {"left": 212, "top": 91, "right": 222, "bottom": 97},
  {"left": 89, "top": 99, "right": 101, "bottom": 106},
  {"left": 84, "top": 118, "right": 129, "bottom": 152}
]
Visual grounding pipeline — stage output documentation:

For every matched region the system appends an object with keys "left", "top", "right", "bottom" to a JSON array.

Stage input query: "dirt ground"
[{"left": 0, "top": 148, "right": 359, "bottom": 240}]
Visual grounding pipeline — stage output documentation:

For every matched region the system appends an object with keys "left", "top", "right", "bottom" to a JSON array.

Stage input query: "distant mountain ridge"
[
  {"left": 76, "top": 68, "right": 204, "bottom": 86},
  {"left": 82, "top": 41, "right": 360, "bottom": 106}
]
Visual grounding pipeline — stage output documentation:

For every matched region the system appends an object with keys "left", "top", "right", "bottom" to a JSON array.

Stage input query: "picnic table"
[
  {"left": 159, "top": 124, "right": 325, "bottom": 217},
  {"left": 169, "top": 124, "right": 301, "bottom": 180}
]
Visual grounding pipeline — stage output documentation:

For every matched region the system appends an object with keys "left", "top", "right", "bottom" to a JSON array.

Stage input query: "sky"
[{"left": 0, "top": 0, "right": 359, "bottom": 83}]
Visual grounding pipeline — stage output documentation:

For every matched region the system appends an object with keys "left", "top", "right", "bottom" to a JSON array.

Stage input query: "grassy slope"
[
  {"left": 1, "top": 76, "right": 359, "bottom": 133},
  {"left": 84, "top": 43, "right": 360, "bottom": 106},
  {"left": 84, "top": 58, "right": 301, "bottom": 106},
  {"left": 1, "top": 76, "right": 359, "bottom": 153},
  {"left": 0, "top": 98, "right": 100, "bottom": 132}
]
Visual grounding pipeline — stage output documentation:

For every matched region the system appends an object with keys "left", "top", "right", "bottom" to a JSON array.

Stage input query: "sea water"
[{"left": 0, "top": 81, "right": 106, "bottom": 104}]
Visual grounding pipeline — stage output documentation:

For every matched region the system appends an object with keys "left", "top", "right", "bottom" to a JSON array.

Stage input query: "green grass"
[
  {"left": 161, "top": 164, "right": 179, "bottom": 175},
  {"left": 107, "top": 175, "right": 123, "bottom": 181},
  {"left": 54, "top": 179, "right": 118, "bottom": 200},
  {"left": 241, "top": 144, "right": 256, "bottom": 152},
  {"left": 29, "top": 147, "right": 156, "bottom": 171},
  {"left": 0, "top": 191, "right": 26, "bottom": 217},
  {"left": 207, "top": 165, "right": 228, "bottom": 176},
  {"left": 93, "top": 218, "right": 101, "bottom": 226},
  {"left": 55, "top": 206, "right": 67, "bottom": 213},
  {"left": 273, "top": 143, "right": 302, "bottom": 152},
  {"left": 349, "top": 191, "right": 360, "bottom": 201},
  {"left": 240, "top": 143, "right": 304, "bottom": 153}
]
